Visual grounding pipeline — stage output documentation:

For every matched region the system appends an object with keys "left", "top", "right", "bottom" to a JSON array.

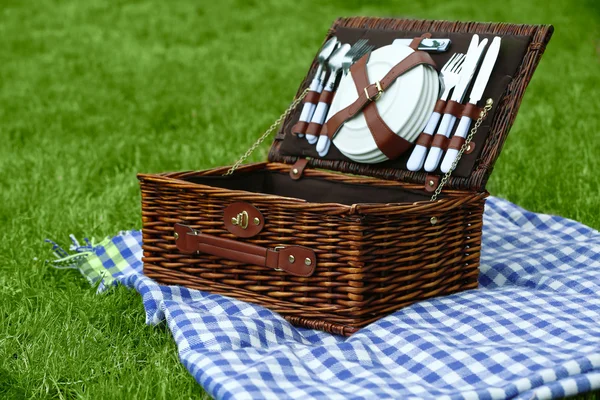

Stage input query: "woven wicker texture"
[{"left": 140, "top": 163, "right": 486, "bottom": 335}]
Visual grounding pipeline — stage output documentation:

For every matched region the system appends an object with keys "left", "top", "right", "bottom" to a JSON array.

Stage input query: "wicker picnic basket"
[{"left": 138, "top": 17, "right": 553, "bottom": 336}]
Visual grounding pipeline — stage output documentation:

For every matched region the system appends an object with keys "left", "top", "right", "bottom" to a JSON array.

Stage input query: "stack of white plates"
[{"left": 328, "top": 43, "right": 439, "bottom": 164}]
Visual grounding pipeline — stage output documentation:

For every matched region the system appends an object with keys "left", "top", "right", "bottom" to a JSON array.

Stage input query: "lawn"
[{"left": 0, "top": 0, "right": 598, "bottom": 398}]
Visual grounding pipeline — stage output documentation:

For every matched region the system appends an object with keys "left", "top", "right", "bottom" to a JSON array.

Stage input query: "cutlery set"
[
  {"left": 293, "top": 38, "right": 374, "bottom": 143},
  {"left": 293, "top": 33, "right": 503, "bottom": 174}
]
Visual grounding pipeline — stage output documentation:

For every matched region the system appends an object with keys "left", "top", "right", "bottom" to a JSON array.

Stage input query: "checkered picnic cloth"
[{"left": 48, "top": 196, "right": 600, "bottom": 400}]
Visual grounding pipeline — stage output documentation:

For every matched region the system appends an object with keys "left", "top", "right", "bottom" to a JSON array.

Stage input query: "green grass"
[{"left": 0, "top": 0, "right": 598, "bottom": 398}]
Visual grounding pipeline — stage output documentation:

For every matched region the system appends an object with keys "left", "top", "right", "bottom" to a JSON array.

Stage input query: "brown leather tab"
[
  {"left": 318, "top": 90, "right": 334, "bottom": 105},
  {"left": 291, "top": 121, "right": 308, "bottom": 136},
  {"left": 304, "top": 90, "right": 321, "bottom": 104},
  {"left": 224, "top": 202, "right": 264, "bottom": 238},
  {"left": 444, "top": 100, "right": 464, "bottom": 118},
  {"left": 462, "top": 103, "right": 484, "bottom": 121},
  {"left": 415, "top": 132, "right": 433, "bottom": 148},
  {"left": 305, "top": 122, "right": 322, "bottom": 136},
  {"left": 425, "top": 175, "right": 440, "bottom": 193},
  {"left": 409, "top": 33, "right": 432, "bottom": 50},
  {"left": 289, "top": 158, "right": 309, "bottom": 180},
  {"left": 448, "top": 135, "right": 466, "bottom": 151},
  {"left": 174, "top": 224, "right": 317, "bottom": 277},
  {"left": 431, "top": 134, "right": 450, "bottom": 150},
  {"left": 433, "top": 99, "right": 446, "bottom": 114},
  {"left": 321, "top": 51, "right": 436, "bottom": 140},
  {"left": 466, "top": 141, "right": 476, "bottom": 154},
  {"left": 274, "top": 246, "right": 316, "bottom": 277},
  {"left": 174, "top": 223, "right": 197, "bottom": 254}
]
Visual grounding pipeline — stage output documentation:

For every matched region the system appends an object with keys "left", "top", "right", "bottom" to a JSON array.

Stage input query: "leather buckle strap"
[
  {"left": 364, "top": 81, "right": 383, "bottom": 102},
  {"left": 321, "top": 51, "right": 437, "bottom": 142},
  {"left": 174, "top": 224, "right": 317, "bottom": 277}
]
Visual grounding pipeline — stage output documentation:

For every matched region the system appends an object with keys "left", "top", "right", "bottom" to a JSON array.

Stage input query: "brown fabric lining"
[{"left": 187, "top": 170, "right": 433, "bottom": 205}]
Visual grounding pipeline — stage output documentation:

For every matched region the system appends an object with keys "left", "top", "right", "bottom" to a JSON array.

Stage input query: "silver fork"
[
  {"left": 341, "top": 39, "right": 369, "bottom": 75},
  {"left": 315, "top": 42, "right": 375, "bottom": 156},
  {"left": 437, "top": 52, "right": 466, "bottom": 103},
  {"left": 406, "top": 53, "right": 466, "bottom": 171}
]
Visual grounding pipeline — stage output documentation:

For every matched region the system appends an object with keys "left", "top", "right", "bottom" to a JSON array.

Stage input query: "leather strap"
[
  {"left": 444, "top": 100, "right": 464, "bottom": 118},
  {"left": 174, "top": 224, "right": 316, "bottom": 277},
  {"left": 318, "top": 90, "right": 335, "bottom": 105},
  {"left": 433, "top": 99, "right": 446, "bottom": 114},
  {"left": 409, "top": 33, "right": 432, "bottom": 50},
  {"left": 425, "top": 174, "right": 440, "bottom": 193},
  {"left": 415, "top": 132, "right": 433, "bottom": 148},
  {"left": 444, "top": 100, "right": 483, "bottom": 120},
  {"left": 291, "top": 121, "right": 308, "bottom": 136},
  {"left": 431, "top": 134, "right": 450, "bottom": 150},
  {"left": 462, "top": 103, "right": 483, "bottom": 121},
  {"left": 351, "top": 58, "right": 411, "bottom": 159},
  {"left": 289, "top": 158, "right": 309, "bottom": 180},
  {"left": 321, "top": 51, "right": 437, "bottom": 140},
  {"left": 305, "top": 122, "right": 322, "bottom": 136},
  {"left": 448, "top": 135, "right": 466, "bottom": 150},
  {"left": 304, "top": 90, "right": 321, "bottom": 104}
]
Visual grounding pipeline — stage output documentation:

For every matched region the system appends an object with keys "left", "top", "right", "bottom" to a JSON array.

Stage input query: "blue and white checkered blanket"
[{"left": 49, "top": 197, "right": 600, "bottom": 399}]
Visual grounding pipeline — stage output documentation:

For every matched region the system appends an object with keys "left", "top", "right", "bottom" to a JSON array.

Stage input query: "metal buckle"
[
  {"left": 364, "top": 81, "right": 383, "bottom": 102},
  {"left": 273, "top": 246, "right": 285, "bottom": 271}
]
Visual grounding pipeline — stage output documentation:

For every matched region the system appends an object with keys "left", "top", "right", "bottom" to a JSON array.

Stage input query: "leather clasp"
[{"left": 224, "top": 202, "right": 264, "bottom": 238}]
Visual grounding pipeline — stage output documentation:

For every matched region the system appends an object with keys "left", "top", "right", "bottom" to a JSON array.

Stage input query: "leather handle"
[{"left": 174, "top": 224, "right": 316, "bottom": 277}]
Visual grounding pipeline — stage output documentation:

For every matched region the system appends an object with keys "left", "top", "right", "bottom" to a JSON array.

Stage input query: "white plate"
[
  {"left": 330, "top": 44, "right": 428, "bottom": 156},
  {"left": 338, "top": 68, "right": 436, "bottom": 163},
  {"left": 337, "top": 66, "right": 439, "bottom": 163}
]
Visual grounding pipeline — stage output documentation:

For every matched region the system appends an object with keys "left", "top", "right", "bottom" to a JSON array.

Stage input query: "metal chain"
[
  {"left": 223, "top": 88, "right": 310, "bottom": 176},
  {"left": 430, "top": 98, "right": 494, "bottom": 202}
]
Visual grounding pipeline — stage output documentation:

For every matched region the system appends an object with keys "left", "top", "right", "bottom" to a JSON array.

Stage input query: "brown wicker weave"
[{"left": 138, "top": 17, "right": 553, "bottom": 336}]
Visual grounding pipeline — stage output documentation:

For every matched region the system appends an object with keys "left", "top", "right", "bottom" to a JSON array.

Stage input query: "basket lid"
[{"left": 268, "top": 17, "right": 553, "bottom": 192}]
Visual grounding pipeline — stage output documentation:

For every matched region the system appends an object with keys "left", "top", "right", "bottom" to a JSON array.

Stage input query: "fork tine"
[
  {"left": 451, "top": 54, "right": 466, "bottom": 69},
  {"left": 348, "top": 40, "right": 368, "bottom": 56},
  {"left": 451, "top": 56, "right": 465, "bottom": 72},
  {"left": 441, "top": 53, "right": 459, "bottom": 72},
  {"left": 354, "top": 44, "right": 373, "bottom": 61}
]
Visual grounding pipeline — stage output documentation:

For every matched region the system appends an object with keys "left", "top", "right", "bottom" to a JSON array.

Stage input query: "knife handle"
[
  {"left": 306, "top": 72, "right": 338, "bottom": 144},
  {"left": 295, "top": 79, "right": 324, "bottom": 138},
  {"left": 424, "top": 113, "right": 456, "bottom": 172},
  {"left": 407, "top": 111, "right": 442, "bottom": 171},
  {"left": 440, "top": 116, "right": 472, "bottom": 173},
  {"left": 305, "top": 100, "right": 330, "bottom": 144}
]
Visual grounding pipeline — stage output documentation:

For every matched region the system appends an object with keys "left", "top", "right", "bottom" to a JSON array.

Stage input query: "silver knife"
[
  {"left": 440, "top": 36, "right": 502, "bottom": 173},
  {"left": 424, "top": 34, "right": 488, "bottom": 172}
]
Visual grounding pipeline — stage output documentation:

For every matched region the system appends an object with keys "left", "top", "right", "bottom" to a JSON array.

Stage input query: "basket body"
[{"left": 140, "top": 163, "right": 487, "bottom": 336}]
